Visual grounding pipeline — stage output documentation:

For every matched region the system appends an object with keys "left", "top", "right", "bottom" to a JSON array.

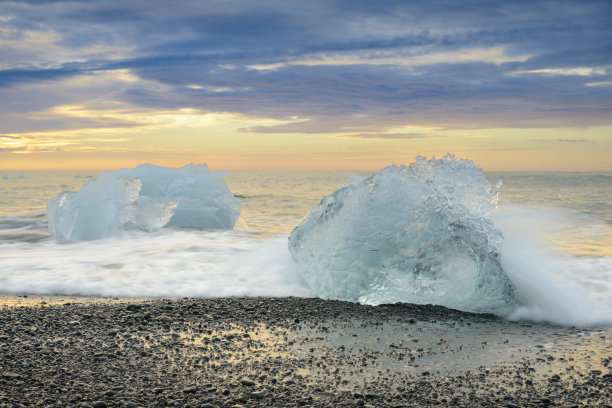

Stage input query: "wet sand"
[{"left": 0, "top": 296, "right": 610, "bottom": 407}]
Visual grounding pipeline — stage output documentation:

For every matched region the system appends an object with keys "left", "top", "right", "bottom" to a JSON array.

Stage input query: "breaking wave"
[
  {"left": 1, "top": 161, "right": 610, "bottom": 327},
  {"left": 289, "top": 155, "right": 612, "bottom": 326}
]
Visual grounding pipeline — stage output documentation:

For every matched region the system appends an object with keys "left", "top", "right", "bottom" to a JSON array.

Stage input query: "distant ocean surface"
[{"left": 0, "top": 170, "right": 611, "bottom": 327}]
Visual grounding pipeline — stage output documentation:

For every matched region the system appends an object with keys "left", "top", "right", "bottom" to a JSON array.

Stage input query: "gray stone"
[
  {"left": 250, "top": 391, "right": 265, "bottom": 399},
  {"left": 155, "top": 315, "right": 173, "bottom": 324}
]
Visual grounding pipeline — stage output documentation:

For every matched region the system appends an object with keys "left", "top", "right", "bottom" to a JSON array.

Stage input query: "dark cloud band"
[{"left": 0, "top": 0, "right": 611, "bottom": 132}]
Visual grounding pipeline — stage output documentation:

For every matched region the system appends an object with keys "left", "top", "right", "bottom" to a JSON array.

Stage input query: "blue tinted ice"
[
  {"left": 114, "top": 164, "right": 241, "bottom": 229},
  {"left": 47, "top": 163, "right": 240, "bottom": 241},
  {"left": 288, "top": 155, "right": 517, "bottom": 314}
]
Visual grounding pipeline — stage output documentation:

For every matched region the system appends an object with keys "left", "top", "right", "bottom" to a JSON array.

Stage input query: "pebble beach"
[{"left": 1, "top": 296, "right": 610, "bottom": 407}]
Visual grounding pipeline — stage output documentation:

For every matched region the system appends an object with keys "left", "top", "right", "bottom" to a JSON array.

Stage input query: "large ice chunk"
[
  {"left": 288, "top": 155, "right": 517, "bottom": 314},
  {"left": 47, "top": 163, "right": 241, "bottom": 241}
]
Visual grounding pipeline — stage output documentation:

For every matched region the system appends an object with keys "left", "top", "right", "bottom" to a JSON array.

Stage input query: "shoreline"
[
  {"left": 0, "top": 295, "right": 155, "bottom": 308},
  {"left": 0, "top": 296, "right": 610, "bottom": 407}
]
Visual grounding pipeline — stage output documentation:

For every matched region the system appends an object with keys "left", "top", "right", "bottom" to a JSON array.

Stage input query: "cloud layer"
[{"left": 1, "top": 0, "right": 611, "bottom": 137}]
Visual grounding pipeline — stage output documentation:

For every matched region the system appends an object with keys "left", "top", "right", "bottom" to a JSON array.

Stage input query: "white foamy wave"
[
  {"left": 1, "top": 182, "right": 610, "bottom": 328},
  {"left": 0, "top": 229, "right": 314, "bottom": 299},
  {"left": 286, "top": 154, "right": 611, "bottom": 327},
  {"left": 495, "top": 204, "right": 612, "bottom": 327}
]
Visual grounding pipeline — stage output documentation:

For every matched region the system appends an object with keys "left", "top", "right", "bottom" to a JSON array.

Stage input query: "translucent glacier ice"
[
  {"left": 113, "top": 164, "right": 241, "bottom": 229},
  {"left": 47, "top": 163, "right": 241, "bottom": 241},
  {"left": 47, "top": 172, "right": 176, "bottom": 241},
  {"left": 288, "top": 155, "right": 517, "bottom": 314}
]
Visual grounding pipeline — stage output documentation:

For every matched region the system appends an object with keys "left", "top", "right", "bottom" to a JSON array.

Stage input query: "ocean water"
[{"left": 0, "top": 169, "right": 611, "bottom": 327}]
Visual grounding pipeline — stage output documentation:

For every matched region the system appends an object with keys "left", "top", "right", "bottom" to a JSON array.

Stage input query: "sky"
[{"left": 0, "top": 0, "right": 611, "bottom": 171}]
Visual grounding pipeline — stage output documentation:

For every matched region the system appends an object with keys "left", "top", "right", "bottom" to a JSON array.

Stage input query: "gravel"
[{"left": 0, "top": 296, "right": 610, "bottom": 407}]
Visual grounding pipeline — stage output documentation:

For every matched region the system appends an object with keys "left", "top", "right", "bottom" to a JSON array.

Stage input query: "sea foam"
[
  {"left": 0, "top": 229, "right": 314, "bottom": 299},
  {"left": 495, "top": 204, "right": 612, "bottom": 326}
]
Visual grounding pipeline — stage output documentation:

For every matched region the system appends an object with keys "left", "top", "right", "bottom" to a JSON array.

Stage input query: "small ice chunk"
[
  {"left": 113, "top": 163, "right": 240, "bottom": 229},
  {"left": 288, "top": 155, "right": 516, "bottom": 315},
  {"left": 47, "top": 163, "right": 240, "bottom": 241},
  {"left": 47, "top": 172, "right": 176, "bottom": 241}
]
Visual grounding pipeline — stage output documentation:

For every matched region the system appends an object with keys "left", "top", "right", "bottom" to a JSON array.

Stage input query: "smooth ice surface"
[
  {"left": 114, "top": 164, "right": 241, "bottom": 229},
  {"left": 47, "top": 164, "right": 240, "bottom": 241},
  {"left": 289, "top": 155, "right": 517, "bottom": 314},
  {"left": 47, "top": 172, "right": 177, "bottom": 241}
]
